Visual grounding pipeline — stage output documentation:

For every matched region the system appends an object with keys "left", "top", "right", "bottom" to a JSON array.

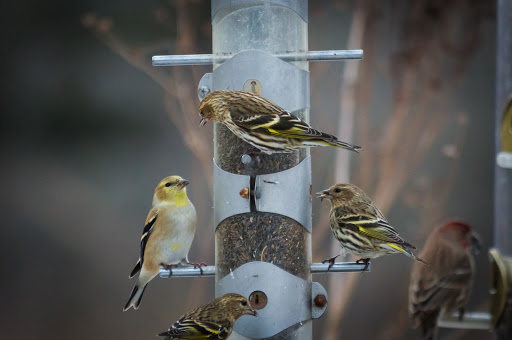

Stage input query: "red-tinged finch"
[
  {"left": 199, "top": 90, "right": 361, "bottom": 154},
  {"left": 409, "top": 221, "right": 480, "bottom": 340}
]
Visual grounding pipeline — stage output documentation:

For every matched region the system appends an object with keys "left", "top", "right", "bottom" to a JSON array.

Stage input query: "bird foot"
[
  {"left": 186, "top": 262, "right": 207, "bottom": 275},
  {"left": 355, "top": 258, "right": 370, "bottom": 271},
  {"left": 161, "top": 263, "right": 179, "bottom": 275},
  {"left": 322, "top": 255, "right": 340, "bottom": 271}
]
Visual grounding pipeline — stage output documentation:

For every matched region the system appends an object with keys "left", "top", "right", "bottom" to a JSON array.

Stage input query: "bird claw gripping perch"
[
  {"left": 322, "top": 255, "right": 340, "bottom": 271},
  {"left": 186, "top": 262, "right": 208, "bottom": 275}
]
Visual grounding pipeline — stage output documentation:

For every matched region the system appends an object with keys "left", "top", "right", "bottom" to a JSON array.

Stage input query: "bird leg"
[
  {"left": 161, "top": 263, "right": 179, "bottom": 275},
  {"left": 458, "top": 307, "right": 465, "bottom": 321},
  {"left": 322, "top": 255, "right": 340, "bottom": 271},
  {"left": 186, "top": 262, "right": 208, "bottom": 275},
  {"left": 355, "top": 258, "right": 370, "bottom": 271}
]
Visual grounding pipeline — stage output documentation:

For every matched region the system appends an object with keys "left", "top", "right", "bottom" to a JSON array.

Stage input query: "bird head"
[
  {"left": 438, "top": 221, "right": 481, "bottom": 254},
  {"left": 220, "top": 293, "right": 257, "bottom": 319},
  {"left": 199, "top": 91, "right": 223, "bottom": 126},
  {"left": 154, "top": 176, "right": 190, "bottom": 205},
  {"left": 317, "top": 183, "right": 360, "bottom": 206}
]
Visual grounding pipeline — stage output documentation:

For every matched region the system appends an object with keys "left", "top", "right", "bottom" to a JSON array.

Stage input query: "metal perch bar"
[
  {"left": 152, "top": 50, "right": 364, "bottom": 66},
  {"left": 159, "top": 262, "right": 370, "bottom": 278},
  {"left": 437, "top": 311, "right": 491, "bottom": 330}
]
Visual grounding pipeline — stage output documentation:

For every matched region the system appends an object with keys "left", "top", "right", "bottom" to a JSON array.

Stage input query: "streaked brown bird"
[
  {"left": 409, "top": 221, "right": 480, "bottom": 340},
  {"left": 198, "top": 90, "right": 361, "bottom": 154},
  {"left": 317, "top": 183, "right": 425, "bottom": 270},
  {"left": 158, "top": 293, "right": 257, "bottom": 339}
]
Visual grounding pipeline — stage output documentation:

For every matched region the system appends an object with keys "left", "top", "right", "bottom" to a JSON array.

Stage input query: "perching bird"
[
  {"left": 124, "top": 176, "right": 201, "bottom": 311},
  {"left": 317, "top": 183, "right": 425, "bottom": 270},
  {"left": 409, "top": 221, "right": 480, "bottom": 340},
  {"left": 158, "top": 293, "right": 257, "bottom": 339},
  {"left": 198, "top": 90, "right": 361, "bottom": 154}
]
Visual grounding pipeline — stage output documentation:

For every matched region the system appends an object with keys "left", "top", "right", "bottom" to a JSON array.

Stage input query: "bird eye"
[
  {"left": 165, "top": 183, "right": 171, "bottom": 187},
  {"left": 241, "top": 300, "right": 247, "bottom": 306},
  {"left": 334, "top": 188, "right": 341, "bottom": 193}
]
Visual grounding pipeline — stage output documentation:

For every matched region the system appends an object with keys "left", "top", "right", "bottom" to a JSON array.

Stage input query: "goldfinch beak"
[
  {"left": 316, "top": 189, "right": 330, "bottom": 202},
  {"left": 199, "top": 118, "right": 207, "bottom": 127},
  {"left": 178, "top": 179, "right": 190, "bottom": 189}
]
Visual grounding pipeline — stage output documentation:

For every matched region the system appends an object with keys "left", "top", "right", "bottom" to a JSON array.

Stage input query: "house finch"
[
  {"left": 158, "top": 293, "right": 257, "bottom": 339},
  {"left": 124, "top": 176, "right": 204, "bottom": 311},
  {"left": 317, "top": 183, "right": 425, "bottom": 270},
  {"left": 409, "top": 221, "right": 480, "bottom": 340},
  {"left": 198, "top": 90, "right": 361, "bottom": 154}
]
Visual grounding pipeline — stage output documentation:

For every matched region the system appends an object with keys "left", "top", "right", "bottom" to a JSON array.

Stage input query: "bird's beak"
[
  {"left": 471, "top": 233, "right": 481, "bottom": 255},
  {"left": 178, "top": 178, "right": 190, "bottom": 189},
  {"left": 245, "top": 309, "right": 257, "bottom": 317},
  {"left": 316, "top": 189, "right": 330, "bottom": 202},
  {"left": 199, "top": 118, "right": 207, "bottom": 127}
]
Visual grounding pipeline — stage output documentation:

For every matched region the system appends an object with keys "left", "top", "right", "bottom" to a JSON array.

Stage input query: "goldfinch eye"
[
  {"left": 165, "top": 183, "right": 171, "bottom": 187},
  {"left": 334, "top": 188, "right": 341, "bottom": 193},
  {"left": 241, "top": 300, "right": 247, "bottom": 306}
]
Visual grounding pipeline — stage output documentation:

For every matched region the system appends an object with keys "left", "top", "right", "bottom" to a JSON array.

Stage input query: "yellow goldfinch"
[
  {"left": 317, "top": 183, "right": 426, "bottom": 270},
  {"left": 124, "top": 176, "right": 200, "bottom": 311},
  {"left": 158, "top": 293, "right": 257, "bottom": 339},
  {"left": 199, "top": 90, "right": 361, "bottom": 154}
]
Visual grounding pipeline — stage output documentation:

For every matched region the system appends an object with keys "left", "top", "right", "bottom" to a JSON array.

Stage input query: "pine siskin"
[
  {"left": 124, "top": 176, "right": 204, "bottom": 311},
  {"left": 198, "top": 90, "right": 361, "bottom": 154},
  {"left": 158, "top": 293, "right": 257, "bottom": 339},
  {"left": 317, "top": 183, "right": 426, "bottom": 270},
  {"left": 409, "top": 221, "right": 480, "bottom": 340}
]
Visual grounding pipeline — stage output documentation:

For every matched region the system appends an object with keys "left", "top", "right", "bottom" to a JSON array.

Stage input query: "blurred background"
[{"left": 1, "top": 0, "right": 495, "bottom": 339}]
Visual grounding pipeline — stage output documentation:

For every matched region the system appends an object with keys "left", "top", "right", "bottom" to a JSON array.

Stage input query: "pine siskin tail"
[
  {"left": 318, "top": 139, "right": 362, "bottom": 153},
  {"left": 385, "top": 243, "right": 429, "bottom": 266},
  {"left": 123, "top": 283, "right": 147, "bottom": 311},
  {"left": 333, "top": 140, "right": 362, "bottom": 153},
  {"left": 157, "top": 331, "right": 170, "bottom": 340}
]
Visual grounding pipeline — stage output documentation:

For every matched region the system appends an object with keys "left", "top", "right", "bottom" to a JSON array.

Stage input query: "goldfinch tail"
[{"left": 123, "top": 283, "right": 147, "bottom": 311}]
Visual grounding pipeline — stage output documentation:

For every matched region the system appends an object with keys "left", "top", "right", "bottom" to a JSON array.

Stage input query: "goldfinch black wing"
[
  {"left": 129, "top": 208, "right": 158, "bottom": 278},
  {"left": 333, "top": 206, "right": 415, "bottom": 248}
]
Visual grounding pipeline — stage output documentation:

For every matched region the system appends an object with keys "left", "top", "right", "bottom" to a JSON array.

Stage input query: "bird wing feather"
[
  {"left": 230, "top": 105, "right": 333, "bottom": 141},
  {"left": 162, "top": 317, "right": 228, "bottom": 339},
  {"left": 334, "top": 207, "right": 414, "bottom": 248},
  {"left": 140, "top": 208, "right": 158, "bottom": 267}
]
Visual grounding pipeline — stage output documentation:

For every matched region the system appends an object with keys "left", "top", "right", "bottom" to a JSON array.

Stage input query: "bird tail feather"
[
  {"left": 123, "top": 283, "right": 147, "bottom": 311},
  {"left": 385, "top": 243, "right": 429, "bottom": 266},
  {"left": 317, "top": 139, "right": 362, "bottom": 153}
]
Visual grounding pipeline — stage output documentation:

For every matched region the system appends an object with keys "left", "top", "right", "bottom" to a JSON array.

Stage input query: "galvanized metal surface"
[
  {"left": 198, "top": 73, "right": 213, "bottom": 101},
  {"left": 213, "top": 159, "right": 251, "bottom": 228},
  {"left": 215, "top": 261, "right": 320, "bottom": 339},
  {"left": 159, "top": 265, "right": 216, "bottom": 278},
  {"left": 212, "top": 50, "right": 309, "bottom": 112},
  {"left": 438, "top": 311, "right": 491, "bottom": 330},
  {"left": 153, "top": 50, "right": 364, "bottom": 67},
  {"left": 158, "top": 262, "right": 370, "bottom": 278},
  {"left": 211, "top": 0, "right": 308, "bottom": 22},
  {"left": 255, "top": 156, "right": 312, "bottom": 232},
  {"left": 495, "top": 1, "right": 512, "bottom": 337},
  {"left": 311, "top": 282, "right": 328, "bottom": 319}
]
